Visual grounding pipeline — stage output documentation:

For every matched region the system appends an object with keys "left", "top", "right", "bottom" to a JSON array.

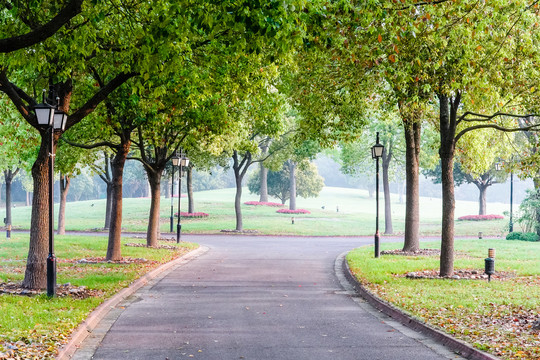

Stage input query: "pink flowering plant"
[
  {"left": 457, "top": 214, "right": 504, "bottom": 221},
  {"left": 244, "top": 201, "right": 285, "bottom": 207},
  {"left": 276, "top": 209, "right": 311, "bottom": 214}
]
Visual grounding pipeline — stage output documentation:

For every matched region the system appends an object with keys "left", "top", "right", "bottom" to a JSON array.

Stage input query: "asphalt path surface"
[{"left": 72, "top": 235, "right": 464, "bottom": 360}]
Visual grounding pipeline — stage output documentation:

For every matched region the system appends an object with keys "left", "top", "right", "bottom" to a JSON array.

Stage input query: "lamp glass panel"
[
  {"left": 54, "top": 111, "right": 68, "bottom": 131},
  {"left": 35, "top": 106, "right": 55, "bottom": 126}
]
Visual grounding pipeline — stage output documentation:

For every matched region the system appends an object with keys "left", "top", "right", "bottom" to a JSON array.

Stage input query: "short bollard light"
[
  {"left": 485, "top": 248, "right": 495, "bottom": 282},
  {"left": 478, "top": 231, "right": 483, "bottom": 239},
  {"left": 291, "top": 217, "right": 295, "bottom": 225}
]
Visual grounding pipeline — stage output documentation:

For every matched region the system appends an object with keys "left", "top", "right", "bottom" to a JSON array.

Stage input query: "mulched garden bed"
[
  {"left": 381, "top": 248, "right": 441, "bottom": 256},
  {"left": 0, "top": 282, "right": 104, "bottom": 299},
  {"left": 402, "top": 269, "right": 516, "bottom": 280}
]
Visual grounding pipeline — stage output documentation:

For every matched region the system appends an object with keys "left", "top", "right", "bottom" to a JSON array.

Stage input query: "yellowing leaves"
[
  {"left": 377, "top": 34, "right": 382, "bottom": 43},
  {"left": 389, "top": 54, "right": 396, "bottom": 63}
]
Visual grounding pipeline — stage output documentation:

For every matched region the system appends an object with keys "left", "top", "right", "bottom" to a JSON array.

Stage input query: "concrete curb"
[
  {"left": 56, "top": 246, "right": 209, "bottom": 360},
  {"left": 341, "top": 258, "right": 499, "bottom": 360}
]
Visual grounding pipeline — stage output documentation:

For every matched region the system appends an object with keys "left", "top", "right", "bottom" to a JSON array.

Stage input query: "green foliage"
[
  {"left": 248, "top": 161, "right": 324, "bottom": 204},
  {"left": 516, "top": 189, "right": 540, "bottom": 234},
  {"left": 505, "top": 232, "right": 539, "bottom": 242}
]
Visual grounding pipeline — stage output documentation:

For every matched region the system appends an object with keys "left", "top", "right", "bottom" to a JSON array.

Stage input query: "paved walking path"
[{"left": 71, "top": 235, "right": 464, "bottom": 360}]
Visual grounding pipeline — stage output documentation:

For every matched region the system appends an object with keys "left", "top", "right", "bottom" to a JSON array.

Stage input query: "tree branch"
[
  {"left": 66, "top": 71, "right": 137, "bottom": 128},
  {"left": 0, "top": 0, "right": 84, "bottom": 53}
]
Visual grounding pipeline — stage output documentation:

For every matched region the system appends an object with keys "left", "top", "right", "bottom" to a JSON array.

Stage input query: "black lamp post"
[
  {"left": 34, "top": 92, "right": 68, "bottom": 297},
  {"left": 176, "top": 151, "right": 189, "bottom": 243},
  {"left": 371, "top": 132, "right": 384, "bottom": 258},
  {"left": 170, "top": 153, "right": 179, "bottom": 233}
]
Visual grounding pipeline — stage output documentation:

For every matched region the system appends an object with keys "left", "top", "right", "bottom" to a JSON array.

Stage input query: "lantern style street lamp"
[
  {"left": 34, "top": 92, "right": 68, "bottom": 297},
  {"left": 170, "top": 153, "right": 180, "bottom": 233},
  {"left": 371, "top": 132, "right": 384, "bottom": 258},
  {"left": 176, "top": 151, "right": 189, "bottom": 243}
]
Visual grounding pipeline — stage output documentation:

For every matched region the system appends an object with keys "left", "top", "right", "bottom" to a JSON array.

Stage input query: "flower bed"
[
  {"left": 276, "top": 208, "right": 311, "bottom": 214},
  {"left": 244, "top": 201, "right": 285, "bottom": 207},
  {"left": 175, "top": 212, "right": 209, "bottom": 218},
  {"left": 457, "top": 214, "right": 504, "bottom": 221}
]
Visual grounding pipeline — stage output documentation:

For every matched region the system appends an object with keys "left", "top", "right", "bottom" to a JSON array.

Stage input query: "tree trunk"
[
  {"left": 478, "top": 185, "right": 487, "bottom": 216},
  {"left": 382, "top": 155, "right": 393, "bottom": 234},
  {"left": 145, "top": 168, "right": 163, "bottom": 247},
  {"left": 232, "top": 150, "right": 252, "bottom": 231},
  {"left": 289, "top": 160, "right": 297, "bottom": 211},
  {"left": 23, "top": 135, "right": 53, "bottom": 289},
  {"left": 104, "top": 182, "right": 112, "bottom": 230},
  {"left": 26, "top": 191, "right": 31, "bottom": 206},
  {"left": 107, "top": 141, "right": 130, "bottom": 261},
  {"left": 57, "top": 173, "right": 70, "bottom": 235},
  {"left": 4, "top": 169, "right": 18, "bottom": 228},
  {"left": 259, "top": 162, "right": 269, "bottom": 202},
  {"left": 402, "top": 115, "right": 421, "bottom": 251},
  {"left": 438, "top": 93, "right": 460, "bottom": 277},
  {"left": 187, "top": 166, "right": 194, "bottom": 213}
]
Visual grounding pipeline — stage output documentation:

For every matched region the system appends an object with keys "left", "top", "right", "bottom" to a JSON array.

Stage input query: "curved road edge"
[
  {"left": 56, "top": 246, "right": 210, "bottom": 360},
  {"left": 338, "top": 252, "right": 499, "bottom": 360}
]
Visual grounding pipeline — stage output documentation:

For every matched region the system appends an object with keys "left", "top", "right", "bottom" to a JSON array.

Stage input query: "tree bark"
[
  {"left": 23, "top": 135, "right": 53, "bottom": 289},
  {"left": 401, "top": 111, "right": 421, "bottom": 252},
  {"left": 145, "top": 168, "right": 163, "bottom": 247},
  {"left": 232, "top": 150, "right": 252, "bottom": 231},
  {"left": 104, "top": 182, "right": 112, "bottom": 230},
  {"left": 259, "top": 163, "right": 269, "bottom": 202},
  {"left": 382, "top": 152, "right": 393, "bottom": 234},
  {"left": 107, "top": 140, "right": 130, "bottom": 261},
  {"left": 4, "top": 169, "right": 19, "bottom": 228},
  {"left": 57, "top": 173, "right": 70, "bottom": 235},
  {"left": 438, "top": 93, "right": 460, "bottom": 277},
  {"left": 187, "top": 166, "right": 194, "bottom": 213},
  {"left": 289, "top": 160, "right": 297, "bottom": 211},
  {"left": 478, "top": 185, "right": 487, "bottom": 216}
]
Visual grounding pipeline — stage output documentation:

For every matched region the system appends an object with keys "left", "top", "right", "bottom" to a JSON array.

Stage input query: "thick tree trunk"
[
  {"left": 145, "top": 169, "right": 163, "bottom": 247},
  {"left": 57, "top": 174, "right": 70, "bottom": 235},
  {"left": 289, "top": 161, "right": 297, "bottom": 211},
  {"left": 382, "top": 156, "right": 393, "bottom": 234},
  {"left": 23, "top": 135, "right": 53, "bottom": 289},
  {"left": 107, "top": 141, "right": 130, "bottom": 261},
  {"left": 478, "top": 185, "right": 487, "bottom": 216},
  {"left": 259, "top": 163, "right": 269, "bottom": 202},
  {"left": 402, "top": 118, "right": 421, "bottom": 251},
  {"left": 438, "top": 93, "right": 460, "bottom": 277},
  {"left": 26, "top": 191, "right": 31, "bottom": 206},
  {"left": 187, "top": 166, "right": 194, "bottom": 213}
]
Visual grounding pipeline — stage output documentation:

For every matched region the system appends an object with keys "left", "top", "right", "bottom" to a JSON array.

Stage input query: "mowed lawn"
[
  {"left": 347, "top": 239, "right": 540, "bottom": 360},
  {"left": 0, "top": 234, "right": 197, "bottom": 358},
  {"left": 10, "top": 186, "right": 511, "bottom": 236}
]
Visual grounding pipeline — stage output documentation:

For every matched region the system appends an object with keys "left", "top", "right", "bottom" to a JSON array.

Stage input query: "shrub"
[
  {"left": 276, "top": 208, "right": 311, "bottom": 214},
  {"left": 457, "top": 214, "right": 504, "bottom": 221},
  {"left": 175, "top": 212, "right": 209, "bottom": 218},
  {"left": 506, "top": 232, "right": 539, "bottom": 242},
  {"left": 244, "top": 201, "right": 285, "bottom": 207}
]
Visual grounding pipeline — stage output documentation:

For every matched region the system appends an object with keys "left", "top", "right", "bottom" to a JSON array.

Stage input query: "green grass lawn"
[
  {"left": 347, "top": 239, "right": 540, "bottom": 360},
  {"left": 9, "top": 186, "right": 512, "bottom": 237},
  {"left": 0, "top": 233, "right": 197, "bottom": 358}
]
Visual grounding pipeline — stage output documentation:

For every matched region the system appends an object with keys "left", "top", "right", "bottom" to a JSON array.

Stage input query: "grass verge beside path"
[
  {"left": 0, "top": 234, "right": 197, "bottom": 359},
  {"left": 347, "top": 239, "right": 540, "bottom": 360}
]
